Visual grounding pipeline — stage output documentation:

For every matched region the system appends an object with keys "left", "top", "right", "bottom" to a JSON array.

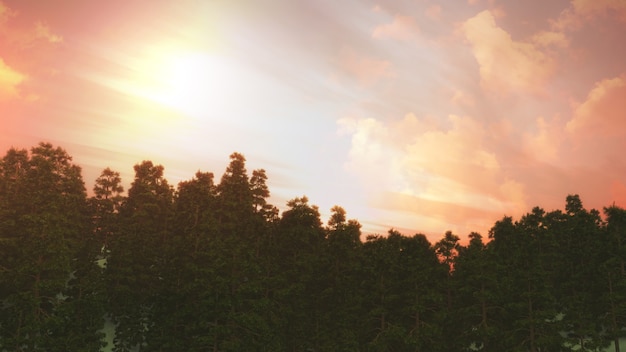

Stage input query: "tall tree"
[
  {"left": 452, "top": 232, "right": 501, "bottom": 351},
  {"left": 488, "top": 208, "right": 564, "bottom": 351},
  {"left": 602, "top": 205, "right": 626, "bottom": 352},
  {"left": 553, "top": 195, "right": 608, "bottom": 350},
  {"left": 0, "top": 143, "right": 104, "bottom": 351},
  {"left": 106, "top": 160, "right": 173, "bottom": 352},
  {"left": 318, "top": 206, "right": 363, "bottom": 350},
  {"left": 272, "top": 196, "right": 326, "bottom": 351},
  {"left": 90, "top": 168, "right": 124, "bottom": 249}
]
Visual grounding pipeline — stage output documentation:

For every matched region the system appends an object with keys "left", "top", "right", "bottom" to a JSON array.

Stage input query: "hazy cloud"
[
  {"left": 0, "top": 58, "right": 26, "bottom": 100},
  {"left": 523, "top": 116, "right": 564, "bottom": 163},
  {"left": 35, "top": 21, "right": 63, "bottom": 43},
  {"left": 339, "top": 113, "right": 527, "bottom": 235},
  {"left": 0, "top": 2, "right": 13, "bottom": 22},
  {"left": 554, "top": 0, "right": 626, "bottom": 30},
  {"left": 532, "top": 30, "right": 569, "bottom": 48},
  {"left": 336, "top": 48, "right": 395, "bottom": 85},
  {"left": 372, "top": 15, "right": 420, "bottom": 42},
  {"left": 425, "top": 5, "right": 442, "bottom": 20}
]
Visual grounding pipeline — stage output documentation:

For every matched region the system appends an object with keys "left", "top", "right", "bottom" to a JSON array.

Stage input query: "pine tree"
[
  {"left": 553, "top": 195, "right": 609, "bottom": 350},
  {"left": 602, "top": 205, "right": 626, "bottom": 352},
  {"left": 106, "top": 160, "right": 173, "bottom": 352},
  {"left": 452, "top": 232, "right": 501, "bottom": 351},
  {"left": 0, "top": 143, "right": 104, "bottom": 351}
]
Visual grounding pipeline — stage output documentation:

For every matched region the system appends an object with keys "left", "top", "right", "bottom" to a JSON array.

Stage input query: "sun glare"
[{"left": 146, "top": 52, "right": 236, "bottom": 119}]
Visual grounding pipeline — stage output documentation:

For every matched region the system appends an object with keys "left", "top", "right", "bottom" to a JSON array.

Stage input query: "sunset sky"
[{"left": 2, "top": 0, "right": 626, "bottom": 242}]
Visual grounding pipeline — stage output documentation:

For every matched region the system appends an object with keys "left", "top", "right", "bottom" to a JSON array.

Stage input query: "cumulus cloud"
[
  {"left": 0, "top": 58, "right": 26, "bottom": 100},
  {"left": 336, "top": 48, "right": 395, "bottom": 85},
  {"left": 339, "top": 113, "right": 527, "bottom": 235},
  {"left": 462, "top": 10, "right": 554, "bottom": 93},
  {"left": 566, "top": 75, "right": 626, "bottom": 137},
  {"left": 372, "top": 15, "right": 420, "bottom": 42}
]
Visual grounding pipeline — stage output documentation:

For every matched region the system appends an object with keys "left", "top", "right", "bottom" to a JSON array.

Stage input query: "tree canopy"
[{"left": 1, "top": 143, "right": 625, "bottom": 351}]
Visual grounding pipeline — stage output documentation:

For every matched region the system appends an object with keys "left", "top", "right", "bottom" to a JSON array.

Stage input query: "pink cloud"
[
  {"left": 35, "top": 21, "right": 63, "bottom": 43},
  {"left": 531, "top": 30, "right": 569, "bottom": 48},
  {"left": 462, "top": 10, "right": 554, "bottom": 94},
  {"left": 554, "top": 0, "right": 626, "bottom": 30},
  {"left": 566, "top": 75, "right": 626, "bottom": 137},
  {"left": 0, "top": 57, "right": 26, "bottom": 100},
  {"left": 339, "top": 113, "right": 528, "bottom": 237},
  {"left": 523, "top": 116, "right": 565, "bottom": 163},
  {"left": 425, "top": 5, "right": 442, "bottom": 20},
  {"left": 336, "top": 48, "right": 395, "bottom": 85},
  {"left": 372, "top": 15, "right": 420, "bottom": 42},
  {"left": 451, "top": 90, "right": 475, "bottom": 107},
  {"left": 0, "top": 2, "right": 14, "bottom": 22}
]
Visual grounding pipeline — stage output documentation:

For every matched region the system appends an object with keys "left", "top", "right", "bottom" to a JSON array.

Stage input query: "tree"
[
  {"left": 360, "top": 230, "right": 447, "bottom": 352},
  {"left": 272, "top": 196, "right": 326, "bottom": 351},
  {"left": 216, "top": 152, "right": 254, "bottom": 228},
  {"left": 553, "top": 195, "right": 608, "bottom": 351},
  {"left": 452, "top": 232, "right": 501, "bottom": 351},
  {"left": 487, "top": 207, "right": 565, "bottom": 351},
  {"left": 0, "top": 143, "right": 104, "bottom": 351},
  {"left": 106, "top": 160, "right": 174, "bottom": 352},
  {"left": 602, "top": 205, "right": 626, "bottom": 352},
  {"left": 90, "top": 167, "right": 124, "bottom": 249},
  {"left": 316, "top": 206, "right": 363, "bottom": 350}
]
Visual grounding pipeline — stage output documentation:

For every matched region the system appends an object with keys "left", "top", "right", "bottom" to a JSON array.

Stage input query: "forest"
[{"left": 0, "top": 142, "right": 625, "bottom": 352}]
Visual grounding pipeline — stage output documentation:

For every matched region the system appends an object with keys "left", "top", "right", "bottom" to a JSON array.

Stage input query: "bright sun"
[{"left": 146, "top": 52, "right": 236, "bottom": 119}]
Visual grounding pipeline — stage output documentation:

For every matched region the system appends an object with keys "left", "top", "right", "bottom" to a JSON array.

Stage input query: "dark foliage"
[{"left": 1, "top": 143, "right": 625, "bottom": 351}]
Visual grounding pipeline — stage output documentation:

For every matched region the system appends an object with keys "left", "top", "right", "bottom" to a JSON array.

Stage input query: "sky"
[{"left": 1, "top": 0, "right": 626, "bottom": 242}]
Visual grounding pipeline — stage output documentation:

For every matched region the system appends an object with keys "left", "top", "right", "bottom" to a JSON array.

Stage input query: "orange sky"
[{"left": 1, "top": 0, "right": 626, "bottom": 242}]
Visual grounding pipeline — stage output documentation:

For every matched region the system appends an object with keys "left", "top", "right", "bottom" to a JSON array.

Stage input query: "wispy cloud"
[
  {"left": 336, "top": 47, "right": 395, "bottom": 85},
  {"left": 372, "top": 15, "right": 420, "bottom": 42},
  {"left": 35, "top": 21, "right": 63, "bottom": 43}
]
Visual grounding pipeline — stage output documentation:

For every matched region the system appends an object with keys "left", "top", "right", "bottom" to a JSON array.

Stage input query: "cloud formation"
[
  {"left": 566, "top": 75, "right": 626, "bottom": 137},
  {"left": 0, "top": 58, "right": 25, "bottom": 100},
  {"left": 462, "top": 10, "right": 554, "bottom": 93},
  {"left": 339, "top": 113, "right": 528, "bottom": 235},
  {"left": 2, "top": 0, "right": 626, "bottom": 241}
]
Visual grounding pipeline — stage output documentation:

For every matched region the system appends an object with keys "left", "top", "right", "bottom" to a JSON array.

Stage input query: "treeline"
[{"left": 0, "top": 142, "right": 625, "bottom": 352}]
